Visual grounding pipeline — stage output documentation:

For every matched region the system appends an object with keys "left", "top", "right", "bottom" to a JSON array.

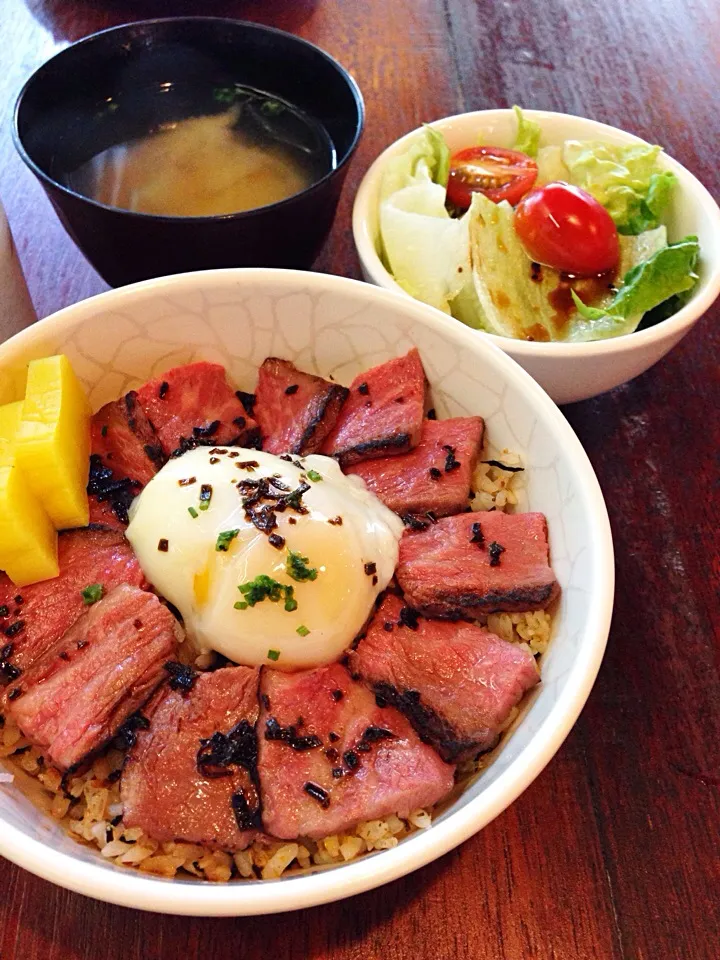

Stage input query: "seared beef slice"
[
  {"left": 0, "top": 528, "right": 146, "bottom": 676},
  {"left": 5, "top": 586, "right": 180, "bottom": 770},
  {"left": 257, "top": 662, "right": 454, "bottom": 840},
  {"left": 91, "top": 391, "right": 165, "bottom": 487},
  {"left": 254, "top": 358, "right": 349, "bottom": 455},
  {"left": 396, "top": 511, "right": 559, "bottom": 617},
  {"left": 122, "top": 666, "right": 261, "bottom": 851},
  {"left": 346, "top": 417, "right": 484, "bottom": 518},
  {"left": 321, "top": 349, "right": 427, "bottom": 466},
  {"left": 136, "top": 361, "right": 259, "bottom": 456},
  {"left": 349, "top": 594, "right": 539, "bottom": 761}
]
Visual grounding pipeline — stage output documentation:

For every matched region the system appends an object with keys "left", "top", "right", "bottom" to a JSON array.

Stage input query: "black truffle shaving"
[
  {"left": 163, "top": 660, "right": 198, "bottom": 693},
  {"left": 264, "top": 717, "right": 322, "bottom": 752},
  {"left": 401, "top": 513, "right": 430, "bottom": 531},
  {"left": 427, "top": 408, "right": 437, "bottom": 420},
  {"left": 193, "top": 420, "right": 221, "bottom": 439},
  {"left": 331, "top": 689, "right": 344, "bottom": 702},
  {"left": 3, "top": 621, "right": 24, "bottom": 639},
  {"left": 357, "top": 382, "right": 369, "bottom": 395},
  {"left": 303, "top": 781, "right": 330, "bottom": 808},
  {"left": 236, "top": 391, "right": 256, "bottom": 417},
  {"left": 197, "top": 719, "right": 258, "bottom": 778},
  {"left": 158, "top": 381, "right": 169, "bottom": 399},
  {"left": 231, "top": 789, "right": 261, "bottom": 831},
  {"left": 0, "top": 642, "right": 21, "bottom": 683},
  {"left": 470, "top": 521, "right": 484, "bottom": 546},
  {"left": 428, "top": 467, "right": 442, "bottom": 481},
  {"left": 364, "top": 562, "right": 377, "bottom": 576},
  {"left": 443, "top": 445, "right": 461, "bottom": 472},
  {"left": 343, "top": 750, "right": 359, "bottom": 770},
  {"left": 481, "top": 460, "right": 525, "bottom": 473},
  {"left": 87, "top": 454, "right": 141, "bottom": 525},
  {"left": 0, "top": 606, "right": 8, "bottom": 618},
  {"left": 398, "top": 606, "right": 420, "bottom": 630},
  {"left": 113, "top": 712, "right": 150, "bottom": 750},
  {"left": 488, "top": 541, "right": 506, "bottom": 566},
  {"left": 267, "top": 533, "right": 285, "bottom": 549},
  {"left": 284, "top": 384, "right": 299, "bottom": 395},
  {"left": 362, "top": 726, "right": 396, "bottom": 743}
]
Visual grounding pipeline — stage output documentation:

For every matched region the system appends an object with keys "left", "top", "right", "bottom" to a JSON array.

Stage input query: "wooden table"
[{"left": 1, "top": 0, "right": 718, "bottom": 956}]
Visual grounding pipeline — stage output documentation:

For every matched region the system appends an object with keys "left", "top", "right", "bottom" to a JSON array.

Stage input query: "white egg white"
[{"left": 126, "top": 447, "right": 404, "bottom": 669}]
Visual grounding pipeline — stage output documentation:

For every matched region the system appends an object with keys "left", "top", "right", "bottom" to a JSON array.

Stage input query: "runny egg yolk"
[{"left": 126, "top": 448, "right": 404, "bottom": 670}]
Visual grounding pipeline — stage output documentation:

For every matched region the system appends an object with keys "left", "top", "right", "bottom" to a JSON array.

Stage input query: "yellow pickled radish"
[
  {"left": 15, "top": 354, "right": 91, "bottom": 529},
  {"left": 0, "top": 399, "right": 58, "bottom": 585},
  {"left": 0, "top": 401, "right": 23, "bottom": 466},
  {"left": 0, "top": 464, "right": 59, "bottom": 585}
]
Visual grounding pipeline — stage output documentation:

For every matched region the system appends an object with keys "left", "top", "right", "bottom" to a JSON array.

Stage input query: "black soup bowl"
[{"left": 14, "top": 18, "right": 364, "bottom": 287}]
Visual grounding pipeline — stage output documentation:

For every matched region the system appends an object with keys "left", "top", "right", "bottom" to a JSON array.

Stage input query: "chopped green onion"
[
  {"left": 234, "top": 601, "right": 248, "bottom": 610},
  {"left": 81, "top": 583, "right": 104, "bottom": 605},
  {"left": 198, "top": 483, "right": 213, "bottom": 511},
  {"left": 306, "top": 469, "right": 323, "bottom": 483},
  {"left": 216, "top": 529, "right": 240, "bottom": 552},
  {"left": 296, "top": 625, "right": 310, "bottom": 637},
  {"left": 237, "top": 575, "right": 298, "bottom": 611},
  {"left": 188, "top": 506, "right": 199, "bottom": 519},
  {"left": 267, "top": 649, "right": 281, "bottom": 661},
  {"left": 286, "top": 549, "right": 318, "bottom": 583}
]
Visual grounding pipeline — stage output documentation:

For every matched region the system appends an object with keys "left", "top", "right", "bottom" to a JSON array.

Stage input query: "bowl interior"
[
  {"left": 15, "top": 18, "right": 364, "bottom": 211},
  {"left": 355, "top": 109, "right": 720, "bottom": 347},
  {"left": 0, "top": 270, "right": 612, "bottom": 914}
]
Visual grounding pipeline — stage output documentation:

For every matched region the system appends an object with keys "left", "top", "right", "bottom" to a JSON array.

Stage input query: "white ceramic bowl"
[
  {"left": 0, "top": 269, "right": 613, "bottom": 915},
  {"left": 353, "top": 109, "right": 720, "bottom": 404}
]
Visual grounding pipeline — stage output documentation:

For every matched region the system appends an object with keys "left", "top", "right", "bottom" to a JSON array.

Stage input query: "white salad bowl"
[
  {"left": 353, "top": 109, "right": 720, "bottom": 404},
  {"left": 0, "top": 269, "right": 613, "bottom": 915}
]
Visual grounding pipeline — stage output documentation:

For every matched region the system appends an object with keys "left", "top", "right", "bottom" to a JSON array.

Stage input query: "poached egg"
[{"left": 126, "top": 447, "right": 403, "bottom": 669}]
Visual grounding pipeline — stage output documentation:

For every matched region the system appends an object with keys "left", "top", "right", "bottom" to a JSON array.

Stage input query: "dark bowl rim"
[{"left": 12, "top": 16, "right": 365, "bottom": 224}]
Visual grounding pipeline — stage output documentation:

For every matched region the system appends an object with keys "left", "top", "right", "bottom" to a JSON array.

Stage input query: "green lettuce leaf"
[
  {"left": 380, "top": 126, "right": 450, "bottom": 201},
  {"left": 570, "top": 236, "right": 699, "bottom": 339},
  {"left": 512, "top": 106, "right": 541, "bottom": 158},
  {"left": 562, "top": 140, "right": 677, "bottom": 234},
  {"left": 380, "top": 179, "right": 470, "bottom": 314},
  {"left": 535, "top": 145, "right": 570, "bottom": 185}
]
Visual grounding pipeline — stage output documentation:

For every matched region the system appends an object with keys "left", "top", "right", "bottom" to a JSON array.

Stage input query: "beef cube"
[
  {"left": 87, "top": 495, "right": 127, "bottom": 531},
  {"left": 396, "top": 511, "right": 559, "bottom": 618},
  {"left": 0, "top": 527, "right": 147, "bottom": 677},
  {"left": 349, "top": 594, "right": 539, "bottom": 761},
  {"left": 136, "top": 362, "right": 260, "bottom": 457},
  {"left": 91, "top": 391, "right": 165, "bottom": 487},
  {"left": 346, "top": 417, "right": 484, "bottom": 518},
  {"left": 257, "top": 662, "right": 454, "bottom": 840},
  {"left": 321, "top": 349, "right": 427, "bottom": 466},
  {"left": 4, "top": 586, "right": 180, "bottom": 770},
  {"left": 254, "top": 358, "right": 348, "bottom": 455},
  {"left": 122, "top": 666, "right": 261, "bottom": 852}
]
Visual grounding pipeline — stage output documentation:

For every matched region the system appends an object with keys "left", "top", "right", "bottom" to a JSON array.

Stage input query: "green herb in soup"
[{"left": 67, "top": 85, "right": 335, "bottom": 218}]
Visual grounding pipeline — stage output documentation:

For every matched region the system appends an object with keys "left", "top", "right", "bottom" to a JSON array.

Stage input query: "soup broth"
[{"left": 66, "top": 85, "right": 336, "bottom": 217}]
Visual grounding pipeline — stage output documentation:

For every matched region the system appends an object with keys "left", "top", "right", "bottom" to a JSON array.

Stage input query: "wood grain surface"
[{"left": 1, "top": 1, "right": 719, "bottom": 957}]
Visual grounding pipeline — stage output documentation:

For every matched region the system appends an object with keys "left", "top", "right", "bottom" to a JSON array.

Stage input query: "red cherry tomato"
[
  {"left": 514, "top": 181, "right": 619, "bottom": 277},
  {"left": 446, "top": 146, "right": 538, "bottom": 209}
]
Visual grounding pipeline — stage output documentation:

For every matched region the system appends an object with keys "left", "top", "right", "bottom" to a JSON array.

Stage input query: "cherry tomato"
[
  {"left": 446, "top": 146, "right": 538, "bottom": 209},
  {"left": 514, "top": 181, "right": 619, "bottom": 277}
]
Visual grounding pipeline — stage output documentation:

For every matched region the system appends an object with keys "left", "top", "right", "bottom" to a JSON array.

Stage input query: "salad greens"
[
  {"left": 561, "top": 140, "right": 677, "bottom": 235},
  {"left": 512, "top": 105, "right": 541, "bottom": 158},
  {"left": 570, "top": 236, "right": 699, "bottom": 339},
  {"left": 378, "top": 107, "right": 699, "bottom": 341}
]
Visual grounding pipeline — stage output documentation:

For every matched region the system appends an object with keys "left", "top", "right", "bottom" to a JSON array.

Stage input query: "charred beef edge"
[
  {"left": 295, "top": 384, "right": 350, "bottom": 454},
  {"left": 371, "top": 681, "right": 477, "bottom": 763},
  {"left": 406, "top": 581, "right": 560, "bottom": 618},
  {"left": 335, "top": 432, "right": 412, "bottom": 466}
]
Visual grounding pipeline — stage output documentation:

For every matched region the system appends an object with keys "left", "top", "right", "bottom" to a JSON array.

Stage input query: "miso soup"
[{"left": 66, "top": 84, "right": 336, "bottom": 217}]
